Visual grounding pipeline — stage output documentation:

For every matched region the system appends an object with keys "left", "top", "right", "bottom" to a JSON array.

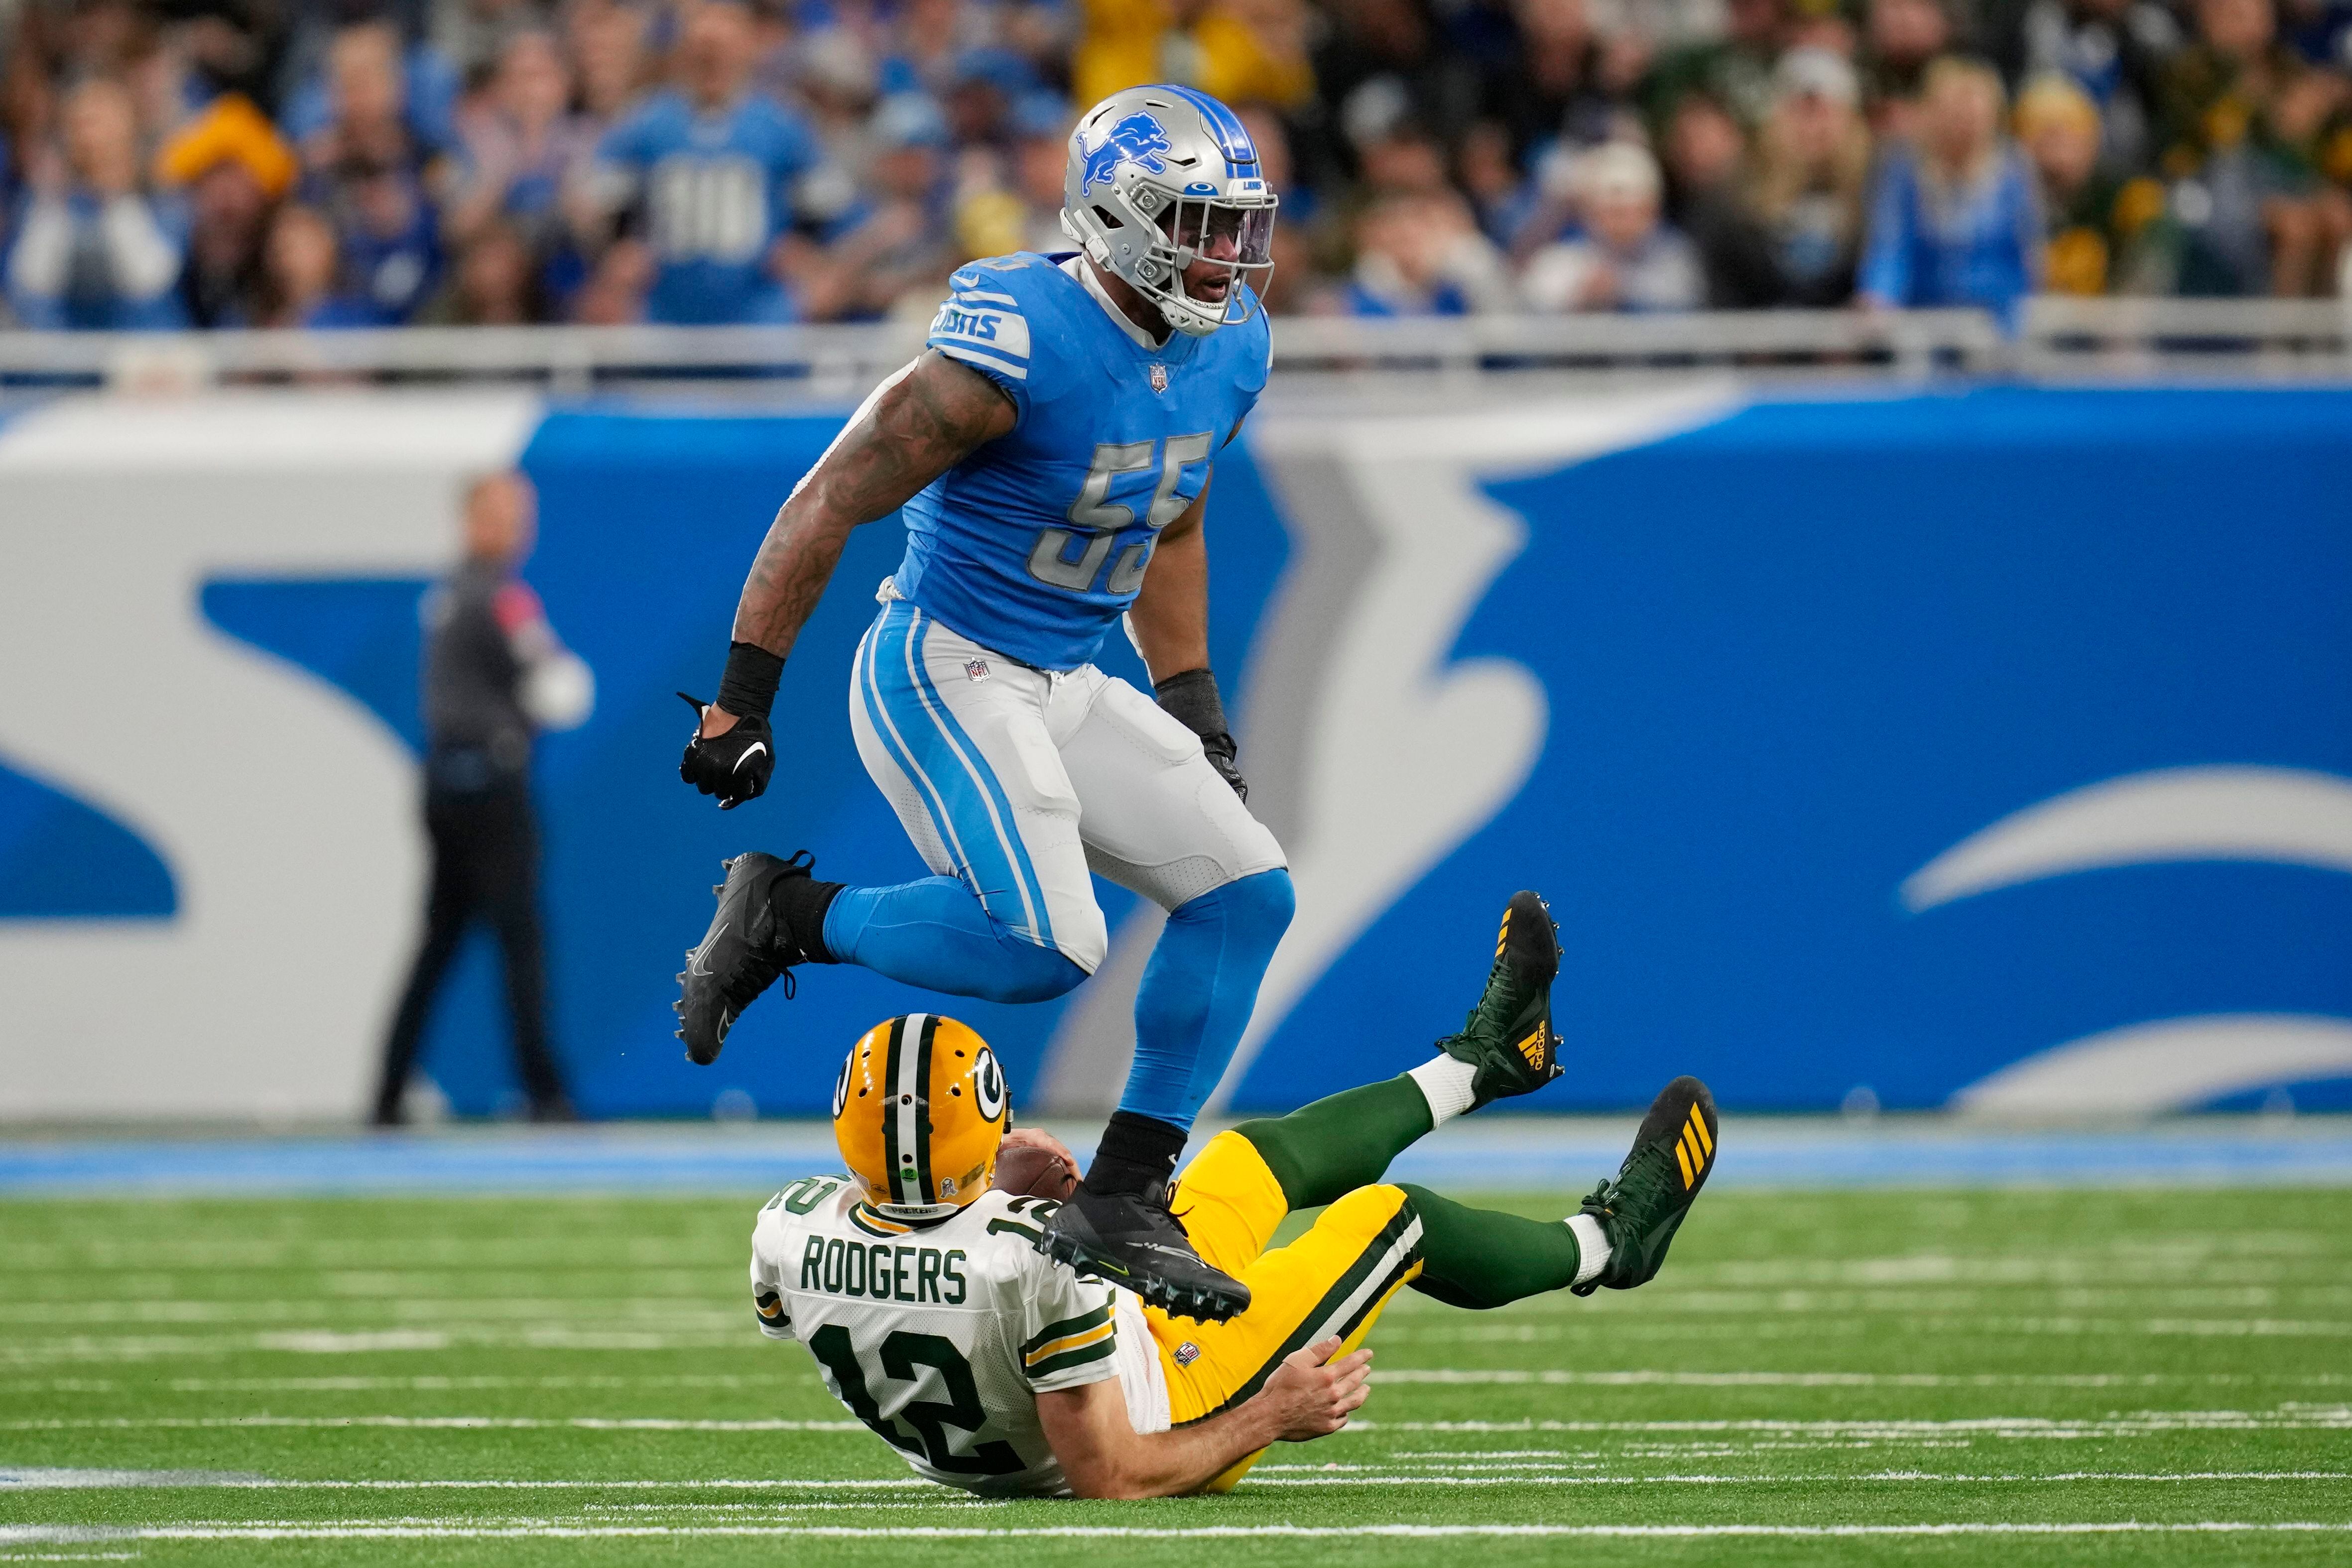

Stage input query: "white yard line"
[
  {"left": 25, "top": 1412, "right": 2343, "bottom": 1436},
  {"left": 7, "top": 1523, "right": 2352, "bottom": 1542},
  {"left": 2, "top": 1418, "right": 865, "bottom": 1432},
  {"left": 9, "top": 1471, "right": 2348, "bottom": 1493},
  {"left": 1367, "top": 1369, "right": 2322, "bottom": 1388}
]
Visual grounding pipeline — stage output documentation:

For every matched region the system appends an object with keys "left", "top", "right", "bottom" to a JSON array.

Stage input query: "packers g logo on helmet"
[{"left": 832, "top": 1015, "right": 1010, "bottom": 1219}]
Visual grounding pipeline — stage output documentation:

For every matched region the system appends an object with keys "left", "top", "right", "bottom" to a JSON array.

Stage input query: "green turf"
[{"left": 3, "top": 1185, "right": 2349, "bottom": 1566}]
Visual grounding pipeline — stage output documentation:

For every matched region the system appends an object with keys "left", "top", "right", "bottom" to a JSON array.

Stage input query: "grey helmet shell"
[{"left": 1059, "top": 85, "right": 1277, "bottom": 338}]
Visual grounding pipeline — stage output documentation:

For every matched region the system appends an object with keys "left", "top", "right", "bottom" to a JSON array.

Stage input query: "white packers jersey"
[{"left": 749, "top": 1175, "right": 1171, "bottom": 1496}]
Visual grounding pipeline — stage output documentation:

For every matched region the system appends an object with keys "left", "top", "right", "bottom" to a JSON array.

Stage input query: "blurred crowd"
[{"left": 5, "top": 0, "right": 2350, "bottom": 332}]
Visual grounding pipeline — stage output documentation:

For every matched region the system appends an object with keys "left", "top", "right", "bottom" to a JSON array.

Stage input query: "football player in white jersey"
[{"left": 749, "top": 892, "right": 1721, "bottom": 1497}]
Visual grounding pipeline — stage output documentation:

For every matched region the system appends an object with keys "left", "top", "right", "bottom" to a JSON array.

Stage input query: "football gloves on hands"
[
  {"left": 677, "top": 692, "right": 774, "bottom": 810},
  {"left": 1155, "top": 668, "right": 1247, "bottom": 802},
  {"left": 1199, "top": 732, "right": 1247, "bottom": 801}
]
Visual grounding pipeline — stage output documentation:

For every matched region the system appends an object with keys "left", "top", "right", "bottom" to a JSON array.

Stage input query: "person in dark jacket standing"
[{"left": 373, "top": 472, "right": 593, "bottom": 1126}]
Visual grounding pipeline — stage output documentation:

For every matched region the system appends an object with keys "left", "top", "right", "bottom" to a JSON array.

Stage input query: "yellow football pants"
[{"left": 1145, "top": 1130, "right": 1426, "bottom": 1491}]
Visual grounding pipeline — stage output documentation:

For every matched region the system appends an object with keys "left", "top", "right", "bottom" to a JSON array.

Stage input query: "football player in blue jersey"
[
  {"left": 583, "top": 0, "right": 819, "bottom": 324},
  {"left": 672, "top": 85, "right": 1288, "bottom": 1322}
]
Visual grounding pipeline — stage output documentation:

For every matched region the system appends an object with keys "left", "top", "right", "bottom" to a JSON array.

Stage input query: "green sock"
[
  {"left": 1398, "top": 1184, "right": 1583, "bottom": 1310},
  {"left": 1232, "top": 1076, "right": 1433, "bottom": 1210}
]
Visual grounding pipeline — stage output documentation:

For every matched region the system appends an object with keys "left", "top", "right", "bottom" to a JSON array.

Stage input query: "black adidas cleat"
[
  {"left": 1036, "top": 1183, "right": 1251, "bottom": 1324},
  {"left": 1571, "top": 1076, "right": 1718, "bottom": 1296},
  {"left": 675, "top": 850, "right": 827, "bottom": 1066},
  {"left": 1432, "top": 889, "right": 1562, "bottom": 1110}
]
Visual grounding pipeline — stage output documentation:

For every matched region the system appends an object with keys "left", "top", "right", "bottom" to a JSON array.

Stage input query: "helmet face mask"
[
  {"left": 832, "top": 1015, "right": 1009, "bottom": 1221},
  {"left": 1061, "top": 86, "right": 1278, "bottom": 338}
]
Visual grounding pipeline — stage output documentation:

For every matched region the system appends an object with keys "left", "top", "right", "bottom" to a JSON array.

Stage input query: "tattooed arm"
[{"left": 700, "top": 352, "right": 1015, "bottom": 737}]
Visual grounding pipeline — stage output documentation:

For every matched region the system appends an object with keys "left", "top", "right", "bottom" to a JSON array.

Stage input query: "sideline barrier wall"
[{"left": 1, "top": 383, "right": 2347, "bottom": 1119}]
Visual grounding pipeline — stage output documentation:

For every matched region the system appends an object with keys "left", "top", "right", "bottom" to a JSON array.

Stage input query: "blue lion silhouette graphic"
[{"left": 1080, "top": 112, "right": 1172, "bottom": 194}]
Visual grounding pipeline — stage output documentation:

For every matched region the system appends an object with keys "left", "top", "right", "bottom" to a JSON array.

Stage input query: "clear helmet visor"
[{"left": 1155, "top": 197, "right": 1276, "bottom": 323}]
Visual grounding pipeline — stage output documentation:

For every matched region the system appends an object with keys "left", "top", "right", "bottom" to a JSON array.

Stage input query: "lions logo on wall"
[{"left": 1080, "top": 112, "right": 1171, "bottom": 194}]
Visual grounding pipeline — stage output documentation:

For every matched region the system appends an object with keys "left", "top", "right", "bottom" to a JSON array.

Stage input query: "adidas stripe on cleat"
[
  {"left": 1431, "top": 889, "right": 1562, "bottom": 1109},
  {"left": 1572, "top": 1075, "right": 1718, "bottom": 1295}
]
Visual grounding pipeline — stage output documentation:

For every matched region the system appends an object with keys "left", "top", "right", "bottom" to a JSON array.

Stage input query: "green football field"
[{"left": 4, "top": 1185, "right": 2349, "bottom": 1566}]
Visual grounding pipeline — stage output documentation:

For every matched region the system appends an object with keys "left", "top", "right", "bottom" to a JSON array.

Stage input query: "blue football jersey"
[
  {"left": 895, "top": 252, "right": 1272, "bottom": 672},
  {"left": 595, "top": 91, "right": 818, "bottom": 325}
]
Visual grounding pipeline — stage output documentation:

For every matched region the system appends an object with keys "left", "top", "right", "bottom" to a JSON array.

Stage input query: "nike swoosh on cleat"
[
  {"left": 687, "top": 924, "right": 725, "bottom": 978},
  {"left": 732, "top": 743, "right": 769, "bottom": 774}
]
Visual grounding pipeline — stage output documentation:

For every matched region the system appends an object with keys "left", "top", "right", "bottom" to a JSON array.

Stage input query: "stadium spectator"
[
  {"left": 447, "top": 29, "right": 593, "bottom": 305},
  {"left": 1996, "top": 0, "right": 2182, "bottom": 174},
  {"left": 317, "top": 154, "right": 442, "bottom": 321},
  {"left": 5, "top": 0, "right": 2350, "bottom": 335},
  {"left": 5, "top": 77, "right": 187, "bottom": 328},
  {"left": 954, "top": 93, "right": 1077, "bottom": 259},
  {"left": 1745, "top": 45, "right": 1871, "bottom": 304},
  {"left": 286, "top": 18, "right": 457, "bottom": 169},
  {"left": 2158, "top": 0, "right": 2352, "bottom": 293},
  {"left": 1645, "top": 0, "right": 1788, "bottom": 129},
  {"left": 570, "top": 0, "right": 653, "bottom": 124},
  {"left": 1481, "top": 0, "right": 1623, "bottom": 166},
  {"left": 1521, "top": 139, "right": 1704, "bottom": 309},
  {"left": 1070, "top": 0, "right": 1317, "bottom": 115},
  {"left": 795, "top": 90, "right": 954, "bottom": 321},
  {"left": 1864, "top": 0, "right": 1956, "bottom": 131},
  {"left": 1308, "top": 0, "right": 1485, "bottom": 187},
  {"left": 153, "top": 92, "right": 298, "bottom": 327},
  {"left": 258, "top": 200, "right": 375, "bottom": 326},
  {"left": 2017, "top": 70, "right": 2185, "bottom": 290},
  {"left": 1858, "top": 55, "right": 2044, "bottom": 321},
  {"left": 1342, "top": 187, "right": 1515, "bottom": 312},
  {"left": 418, "top": 215, "right": 544, "bottom": 321},
  {"left": 433, "top": 0, "right": 560, "bottom": 83},
  {"left": 1664, "top": 89, "right": 1783, "bottom": 304},
  {"left": 581, "top": 0, "right": 821, "bottom": 323}
]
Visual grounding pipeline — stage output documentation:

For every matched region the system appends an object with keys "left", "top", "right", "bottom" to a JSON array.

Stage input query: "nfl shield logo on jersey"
[
  {"left": 1149, "top": 363, "right": 1170, "bottom": 394},
  {"left": 1173, "top": 1340, "right": 1200, "bottom": 1367},
  {"left": 965, "top": 659, "right": 990, "bottom": 682}
]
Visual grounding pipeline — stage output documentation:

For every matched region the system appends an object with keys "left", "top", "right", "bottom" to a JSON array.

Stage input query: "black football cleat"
[
  {"left": 1036, "top": 1182, "right": 1251, "bottom": 1324},
  {"left": 1431, "top": 889, "right": 1562, "bottom": 1110},
  {"left": 675, "top": 850, "right": 827, "bottom": 1065},
  {"left": 1571, "top": 1076, "right": 1719, "bottom": 1295}
]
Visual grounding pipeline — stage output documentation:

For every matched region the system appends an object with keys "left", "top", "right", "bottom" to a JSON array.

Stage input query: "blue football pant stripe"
[
  {"left": 900, "top": 606, "right": 1057, "bottom": 950},
  {"left": 852, "top": 603, "right": 1061, "bottom": 955}
]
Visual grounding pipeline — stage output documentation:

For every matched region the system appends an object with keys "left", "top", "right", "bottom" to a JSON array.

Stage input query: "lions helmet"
[
  {"left": 1061, "top": 84, "right": 1277, "bottom": 338},
  {"left": 831, "top": 1014, "right": 1010, "bottom": 1220}
]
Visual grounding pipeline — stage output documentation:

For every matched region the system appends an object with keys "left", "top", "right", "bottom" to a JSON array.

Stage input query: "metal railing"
[{"left": 1, "top": 296, "right": 2346, "bottom": 393}]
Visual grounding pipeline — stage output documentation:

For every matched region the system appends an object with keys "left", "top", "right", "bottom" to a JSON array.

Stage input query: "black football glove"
[
  {"left": 1155, "top": 669, "right": 1247, "bottom": 803},
  {"left": 677, "top": 692, "right": 774, "bottom": 810},
  {"left": 1199, "top": 731, "right": 1247, "bottom": 802}
]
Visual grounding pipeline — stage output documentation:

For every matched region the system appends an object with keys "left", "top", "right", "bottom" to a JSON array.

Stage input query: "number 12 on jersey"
[{"left": 1026, "top": 432, "right": 1214, "bottom": 596}]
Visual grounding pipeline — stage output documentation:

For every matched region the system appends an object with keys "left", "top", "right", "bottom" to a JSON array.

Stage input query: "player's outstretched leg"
[
  {"left": 675, "top": 850, "right": 839, "bottom": 1065},
  {"left": 676, "top": 849, "right": 1093, "bottom": 1064},
  {"left": 1399, "top": 1077, "right": 1719, "bottom": 1311},
  {"left": 1036, "top": 868, "right": 1294, "bottom": 1325},
  {"left": 1569, "top": 1075, "right": 1719, "bottom": 1294},
  {"left": 1418, "top": 888, "right": 1563, "bottom": 1117},
  {"left": 1239, "top": 888, "right": 1563, "bottom": 1209},
  {"left": 1036, "top": 888, "right": 1560, "bottom": 1322}
]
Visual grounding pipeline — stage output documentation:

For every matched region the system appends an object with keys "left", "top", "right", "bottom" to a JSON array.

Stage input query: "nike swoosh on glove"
[{"left": 677, "top": 692, "right": 775, "bottom": 810}]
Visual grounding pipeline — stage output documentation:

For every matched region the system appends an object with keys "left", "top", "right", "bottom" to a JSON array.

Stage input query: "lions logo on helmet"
[
  {"left": 1079, "top": 111, "right": 1172, "bottom": 194},
  {"left": 832, "top": 1014, "right": 1010, "bottom": 1220},
  {"left": 1060, "top": 84, "right": 1277, "bottom": 339}
]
